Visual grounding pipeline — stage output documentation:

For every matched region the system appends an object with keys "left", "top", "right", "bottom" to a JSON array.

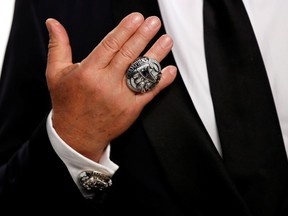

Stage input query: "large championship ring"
[{"left": 126, "top": 56, "right": 162, "bottom": 93}]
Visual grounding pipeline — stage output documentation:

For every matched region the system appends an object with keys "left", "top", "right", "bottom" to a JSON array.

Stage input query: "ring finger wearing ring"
[{"left": 126, "top": 56, "right": 161, "bottom": 93}]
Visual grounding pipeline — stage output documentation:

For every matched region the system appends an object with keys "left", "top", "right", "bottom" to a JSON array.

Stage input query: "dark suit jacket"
[{"left": 0, "top": 0, "right": 287, "bottom": 215}]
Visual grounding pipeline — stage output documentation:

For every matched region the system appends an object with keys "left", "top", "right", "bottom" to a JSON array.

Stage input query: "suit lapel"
[{"left": 141, "top": 64, "right": 251, "bottom": 213}]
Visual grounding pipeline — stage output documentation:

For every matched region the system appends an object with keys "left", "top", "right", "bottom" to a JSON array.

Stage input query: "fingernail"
[
  {"left": 46, "top": 18, "right": 62, "bottom": 33},
  {"left": 160, "top": 35, "right": 173, "bottom": 49},
  {"left": 131, "top": 13, "right": 143, "bottom": 24},
  {"left": 168, "top": 66, "right": 177, "bottom": 75},
  {"left": 147, "top": 16, "right": 161, "bottom": 30}
]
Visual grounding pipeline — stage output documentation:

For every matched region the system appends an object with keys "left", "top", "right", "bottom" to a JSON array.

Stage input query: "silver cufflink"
[{"left": 79, "top": 170, "right": 112, "bottom": 191}]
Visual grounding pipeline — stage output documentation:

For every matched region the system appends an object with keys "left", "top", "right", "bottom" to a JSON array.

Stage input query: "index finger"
[{"left": 82, "top": 12, "right": 144, "bottom": 69}]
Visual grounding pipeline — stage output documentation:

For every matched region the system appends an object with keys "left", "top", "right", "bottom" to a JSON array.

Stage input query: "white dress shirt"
[
  {"left": 46, "top": 0, "right": 288, "bottom": 197},
  {"left": 0, "top": 0, "right": 15, "bottom": 77}
]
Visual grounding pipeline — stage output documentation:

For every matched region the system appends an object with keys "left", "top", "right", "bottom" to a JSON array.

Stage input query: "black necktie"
[{"left": 203, "top": 1, "right": 288, "bottom": 215}]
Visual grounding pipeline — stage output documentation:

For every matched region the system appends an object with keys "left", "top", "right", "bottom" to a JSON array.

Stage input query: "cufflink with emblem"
[{"left": 79, "top": 170, "right": 112, "bottom": 191}]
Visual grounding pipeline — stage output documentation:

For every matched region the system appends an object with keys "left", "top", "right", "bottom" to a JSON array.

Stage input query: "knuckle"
[
  {"left": 138, "top": 29, "right": 151, "bottom": 41},
  {"left": 101, "top": 34, "right": 121, "bottom": 52},
  {"left": 119, "top": 45, "right": 137, "bottom": 61}
]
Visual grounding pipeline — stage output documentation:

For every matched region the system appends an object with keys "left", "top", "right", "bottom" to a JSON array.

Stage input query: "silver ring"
[{"left": 126, "top": 56, "right": 161, "bottom": 93}]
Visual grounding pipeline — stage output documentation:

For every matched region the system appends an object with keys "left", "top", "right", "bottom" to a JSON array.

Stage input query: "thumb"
[{"left": 45, "top": 18, "right": 72, "bottom": 80}]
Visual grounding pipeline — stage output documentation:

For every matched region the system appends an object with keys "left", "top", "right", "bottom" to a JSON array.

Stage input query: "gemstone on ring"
[{"left": 126, "top": 56, "right": 161, "bottom": 93}]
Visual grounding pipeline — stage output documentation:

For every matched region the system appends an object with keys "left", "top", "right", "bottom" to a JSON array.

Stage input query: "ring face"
[{"left": 126, "top": 56, "right": 161, "bottom": 93}]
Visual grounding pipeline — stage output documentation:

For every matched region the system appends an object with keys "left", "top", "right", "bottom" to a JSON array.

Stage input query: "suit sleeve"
[
  {"left": 0, "top": 0, "right": 51, "bottom": 164},
  {"left": 0, "top": 0, "right": 116, "bottom": 211},
  {"left": 0, "top": 0, "right": 90, "bottom": 210}
]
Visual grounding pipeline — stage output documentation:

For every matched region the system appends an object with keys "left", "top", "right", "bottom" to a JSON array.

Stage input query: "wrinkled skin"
[{"left": 45, "top": 12, "right": 177, "bottom": 162}]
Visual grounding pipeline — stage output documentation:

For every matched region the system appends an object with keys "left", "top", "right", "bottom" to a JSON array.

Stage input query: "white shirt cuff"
[{"left": 46, "top": 110, "right": 119, "bottom": 198}]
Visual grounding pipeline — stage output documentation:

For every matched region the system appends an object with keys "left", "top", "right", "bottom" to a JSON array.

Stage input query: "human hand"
[{"left": 45, "top": 12, "right": 177, "bottom": 162}]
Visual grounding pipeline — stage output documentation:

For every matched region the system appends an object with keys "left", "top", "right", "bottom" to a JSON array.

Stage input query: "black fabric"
[
  {"left": 203, "top": 1, "right": 288, "bottom": 215},
  {"left": 1, "top": 0, "right": 288, "bottom": 215}
]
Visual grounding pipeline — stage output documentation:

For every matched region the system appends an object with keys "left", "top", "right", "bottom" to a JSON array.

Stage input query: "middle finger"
[{"left": 110, "top": 16, "right": 162, "bottom": 76}]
